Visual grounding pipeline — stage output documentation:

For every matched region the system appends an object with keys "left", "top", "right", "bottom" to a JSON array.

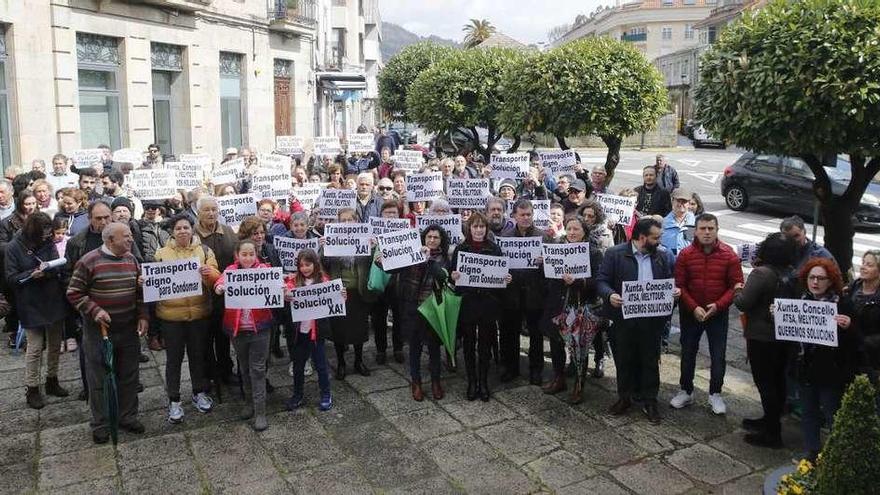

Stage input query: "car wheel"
[
  {"left": 693, "top": 140, "right": 702, "bottom": 148},
  {"left": 725, "top": 186, "right": 748, "bottom": 211}
]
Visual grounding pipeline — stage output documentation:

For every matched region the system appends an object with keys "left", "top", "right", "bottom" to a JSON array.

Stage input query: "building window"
[
  {"left": 219, "top": 52, "right": 243, "bottom": 150},
  {"left": 77, "top": 33, "right": 122, "bottom": 150},
  {"left": 662, "top": 27, "right": 673, "bottom": 40},
  {"left": 683, "top": 0, "right": 695, "bottom": 4},
  {"left": 663, "top": 0, "right": 674, "bottom": 5},
  {"left": 331, "top": 28, "right": 346, "bottom": 68},
  {"left": 685, "top": 24, "right": 694, "bottom": 39},
  {"left": 151, "top": 43, "right": 183, "bottom": 156},
  {"left": 0, "top": 27, "right": 11, "bottom": 172},
  {"left": 708, "top": 26, "right": 718, "bottom": 44}
]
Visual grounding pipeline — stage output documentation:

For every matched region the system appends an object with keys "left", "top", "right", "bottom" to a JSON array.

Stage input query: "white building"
[{"left": 0, "top": 0, "right": 381, "bottom": 172}]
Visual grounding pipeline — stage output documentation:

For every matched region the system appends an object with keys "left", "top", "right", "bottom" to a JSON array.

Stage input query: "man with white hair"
[
  {"left": 0, "top": 181, "right": 14, "bottom": 220},
  {"left": 31, "top": 159, "right": 46, "bottom": 174},
  {"left": 355, "top": 172, "right": 382, "bottom": 220}
]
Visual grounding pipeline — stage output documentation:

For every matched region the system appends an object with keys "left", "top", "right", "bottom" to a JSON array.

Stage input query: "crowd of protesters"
[{"left": 0, "top": 135, "right": 877, "bottom": 465}]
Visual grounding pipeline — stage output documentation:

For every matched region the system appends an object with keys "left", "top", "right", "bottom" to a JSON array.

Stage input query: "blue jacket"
[
  {"left": 660, "top": 211, "right": 695, "bottom": 257},
  {"left": 596, "top": 241, "right": 676, "bottom": 322},
  {"left": 795, "top": 239, "right": 834, "bottom": 270}
]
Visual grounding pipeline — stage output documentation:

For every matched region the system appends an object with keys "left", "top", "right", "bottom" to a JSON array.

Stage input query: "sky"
[{"left": 380, "top": 0, "right": 609, "bottom": 45}]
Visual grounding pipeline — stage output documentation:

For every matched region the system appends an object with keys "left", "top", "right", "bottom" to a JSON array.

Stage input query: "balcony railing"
[
  {"left": 621, "top": 32, "right": 648, "bottom": 42},
  {"left": 268, "top": 0, "right": 317, "bottom": 26}
]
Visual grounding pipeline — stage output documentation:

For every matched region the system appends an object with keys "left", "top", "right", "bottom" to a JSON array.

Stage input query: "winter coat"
[
  {"left": 655, "top": 165, "right": 680, "bottom": 193},
  {"left": 0, "top": 213, "right": 24, "bottom": 293},
  {"left": 596, "top": 241, "right": 676, "bottom": 323},
  {"left": 675, "top": 239, "right": 744, "bottom": 313},
  {"left": 355, "top": 194, "right": 384, "bottom": 222},
  {"left": 138, "top": 219, "right": 170, "bottom": 262},
  {"left": 194, "top": 221, "right": 237, "bottom": 272},
  {"left": 153, "top": 237, "right": 220, "bottom": 322},
  {"left": 216, "top": 261, "right": 277, "bottom": 337},
  {"left": 346, "top": 152, "right": 380, "bottom": 175},
  {"left": 660, "top": 211, "right": 695, "bottom": 256},
  {"left": 796, "top": 292, "right": 861, "bottom": 387},
  {"left": 54, "top": 209, "right": 88, "bottom": 237},
  {"left": 450, "top": 240, "right": 504, "bottom": 322},
  {"left": 541, "top": 242, "right": 603, "bottom": 336},
  {"left": 287, "top": 273, "right": 333, "bottom": 343},
  {"left": 634, "top": 185, "right": 672, "bottom": 217},
  {"left": 4, "top": 234, "right": 66, "bottom": 327},
  {"left": 794, "top": 240, "right": 834, "bottom": 270},
  {"left": 734, "top": 265, "right": 789, "bottom": 342},
  {"left": 63, "top": 227, "right": 104, "bottom": 288},
  {"left": 847, "top": 279, "right": 880, "bottom": 368},
  {"left": 500, "top": 224, "right": 550, "bottom": 312}
]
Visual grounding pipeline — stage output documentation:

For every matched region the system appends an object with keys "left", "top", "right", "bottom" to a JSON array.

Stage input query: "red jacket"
[
  {"left": 216, "top": 261, "right": 279, "bottom": 337},
  {"left": 674, "top": 239, "right": 744, "bottom": 313}
]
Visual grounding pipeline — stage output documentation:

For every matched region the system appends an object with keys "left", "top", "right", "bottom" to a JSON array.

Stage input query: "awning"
[{"left": 317, "top": 72, "right": 367, "bottom": 91}]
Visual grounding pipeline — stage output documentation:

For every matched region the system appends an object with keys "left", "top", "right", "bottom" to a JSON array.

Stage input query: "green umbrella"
[
  {"left": 99, "top": 322, "right": 119, "bottom": 445},
  {"left": 418, "top": 285, "right": 462, "bottom": 366}
]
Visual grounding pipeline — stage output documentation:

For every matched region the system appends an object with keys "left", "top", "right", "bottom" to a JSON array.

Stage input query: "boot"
[
  {"left": 411, "top": 382, "right": 424, "bottom": 402},
  {"left": 431, "top": 380, "right": 444, "bottom": 400},
  {"left": 240, "top": 395, "right": 254, "bottom": 420},
  {"left": 26, "top": 386, "right": 44, "bottom": 409},
  {"left": 568, "top": 379, "right": 584, "bottom": 405},
  {"left": 542, "top": 372, "right": 566, "bottom": 395},
  {"left": 148, "top": 336, "right": 163, "bottom": 351},
  {"left": 591, "top": 358, "right": 605, "bottom": 379},
  {"left": 45, "top": 377, "right": 69, "bottom": 397},
  {"left": 252, "top": 400, "right": 267, "bottom": 432},
  {"left": 466, "top": 375, "right": 478, "bottom": 401},
  {"left": 271, "top": 328, "right": 284, "bottom": 359},
  {"left": 478, "top": 363, "right": 491, "bottom": 402}
]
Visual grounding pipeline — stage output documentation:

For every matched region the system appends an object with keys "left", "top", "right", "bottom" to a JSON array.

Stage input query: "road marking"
[
  {"left": 614, "top": 169, "right": 644, "bottom": 176},
  {"left": 719, "top": 230, "right": 766, "bottom": 243},
  {"left": 687, "top": 172, "right": 720, "bottom": 184},
  {"left": 712, "top": 209, "right": 738, "bottom": 216},
  {"left": 740, "top": 223, "right": 876, "bottom": 252},
  {"left": 677, "top": 159, "right": 700, "bottom": 167}
]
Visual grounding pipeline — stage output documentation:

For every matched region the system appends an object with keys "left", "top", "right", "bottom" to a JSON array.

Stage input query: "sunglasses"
[{"left": 378, "top": 186, "right": 392, "bottom": 191}]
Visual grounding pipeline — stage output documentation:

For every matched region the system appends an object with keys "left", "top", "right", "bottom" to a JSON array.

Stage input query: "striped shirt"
[{"left": 67, "top": 247, "right": 145, "bottom": 322}]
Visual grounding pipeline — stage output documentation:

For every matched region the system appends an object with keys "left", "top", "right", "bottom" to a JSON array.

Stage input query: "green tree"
[
  {"left": 499, "top": 37, "right": 667, "bottom": 187},
  {"left": 407, "top": 47, "right": 526, "bottom": 162},
  {"left": 462, "top": 19, "right": 495, "bottom": 48},
  {"left": 378, "top": 42, "right": 455, "bottom": 121},
  {"left": 695, "top": 0, "right": 880, "bottom": 274}
]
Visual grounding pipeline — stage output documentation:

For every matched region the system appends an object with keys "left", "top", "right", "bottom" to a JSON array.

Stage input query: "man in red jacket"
[{"left": 671, "top": 213, "right": 744, "bottom": 415}]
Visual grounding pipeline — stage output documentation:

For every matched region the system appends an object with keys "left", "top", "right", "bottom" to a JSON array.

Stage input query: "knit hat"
[
  {"left": 111, "top": 196, "right": 135, "bottom": 216},
  {"left": 498, "top": 179, "right": 517, "bottom": 192}
]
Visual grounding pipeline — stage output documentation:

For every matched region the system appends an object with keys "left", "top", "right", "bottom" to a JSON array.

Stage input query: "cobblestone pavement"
[{"left": 0, "top": 312, "right": 803, "bottom": 494}]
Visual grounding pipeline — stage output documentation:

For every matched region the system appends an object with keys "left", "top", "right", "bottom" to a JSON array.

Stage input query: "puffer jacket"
[
  {"left": 154, "top": 237, "right": 220, "bottom": 321},
  {"left": 675, "top": 239, "right": 744, "bottom": 313},
  {"left": 216, "top": 261, "right": 277, "bottom": 337},
  {"left": 138, "top": 219, "right": 170, "bottom": 262}
]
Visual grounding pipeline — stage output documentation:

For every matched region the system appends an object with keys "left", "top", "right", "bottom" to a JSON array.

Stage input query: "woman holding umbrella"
[{"left": 541, "top": 215, "right": 604, "bottom": 404}]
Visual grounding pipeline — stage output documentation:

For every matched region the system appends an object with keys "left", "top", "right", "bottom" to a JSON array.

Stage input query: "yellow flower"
[
  {"left": 791, "top": 485, "right": 804, "bottom": 495},
  {"left": 797, "top": 459, "right": 813, "bottom": 474}
]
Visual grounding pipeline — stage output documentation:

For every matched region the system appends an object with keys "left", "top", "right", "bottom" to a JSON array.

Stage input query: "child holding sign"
[
  {"left": 285, "top": 249, "right": 340, "bottom": 412},
  {"left": 214, "top": 240, "right": 280, "bottom": 432}
]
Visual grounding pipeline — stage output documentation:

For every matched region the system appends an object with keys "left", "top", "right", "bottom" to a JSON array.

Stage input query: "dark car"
[
  {"left": 433, "top": 127, "right": 512, "bottom": 156},
  {"left": 721, "top": 152, "right": 880, "bottom": 228}
]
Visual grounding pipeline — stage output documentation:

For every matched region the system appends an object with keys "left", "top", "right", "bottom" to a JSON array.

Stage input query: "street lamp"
[{"left": 679, "top": 73, "right": 689, "bottom": 133}]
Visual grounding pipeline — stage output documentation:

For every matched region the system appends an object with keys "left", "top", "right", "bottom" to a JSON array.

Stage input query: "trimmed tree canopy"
[{"left": 378, "top": 42, "right": 455, "bottom": 121}]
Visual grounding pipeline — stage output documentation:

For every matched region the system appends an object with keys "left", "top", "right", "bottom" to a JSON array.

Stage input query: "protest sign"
[
  {"left": 223, "top": 267, "right": 285, "bottom": 309},
  {"left": 737, "top": 242, "right": 759, "bottom": 264},
  {"left": 112, "top": 148, "right": 144, "bottom": 166},
  {"left": 313, "top": 136, "right": 342, "bottom": 156},
  {"left": 406, "top": 172, "right": 444, "bottom": 202},
  {"left": 773, "top": 298, "right": 838, "bottom": 347},
  {"left": 392, "top": 150, "right": 424, "bottom": 172},
  {"left": 595, "top": 193, "right": 637, "bottom": 225},
  {"left": 446, "top": 178, "right": 491, "bottom": 209},
  {"left": 165, "top": 161, "right": 202, "bottom": 190},
  {"left": 369, "top": 216, "right": 411, "bottom": 237},
  {"left": 292, "top": 183, "right": 325, "bottom": 210},
  {"left": 213, "top": 158, "right": 246, "bottom": 184},
  {"left": 376, "top": 229, "right": 426, "bottom": 271},
  {"left": 416, "top": 215, "right": 463, "bottom": 244},
  {"left": 72, "top": 149, "right": 103, "bottom": 169},
  {"left": 141, "top": 259, "right": 203, "bottom": 303},
  {"left": 455, "top": 252, "right": 508, "bottom": 288},
  {"left": 251, "top": 169, "right": 292, "bottom": 202},
  {"left": 542, "top": 242, "right": 592, "bottom": 279},
  {"left": 258, "top": 153, "right": 291, "bottom": 172},
  {"left": 490, "top": 152, "right": 529, "bottom": 180},
  {"left": 276, "top": 135, "right": 304, "bottom": 155},
  {"left": 532, "top": 200, "right": 550, "bottom": 230},
  {"left": 621, "top": 278, "right": 675, "bottom": 320},
  {"left": 317, "top": 188, "right": 357, "bottom": 220},
  {"left": 274, "top": 237, "right": 320, "bottom": 272},
  {"left": 539, "top": 150, "right": 576, "bottom": 175},
  {"left": 497, "top": 237, "right": 542, "bottom": 270},
  {"left": 216, "top": 193, "right": 257, "bottom": 226},
  {"left": 290, "top": 279, "right": 347, "bottom": 322},
  {"left": 127, "top": 169, "right": 178, "bottom": 200},
  {"left": 347, "top": 133, "right": 375, "bottom": 153},
  {"left": 46, "top": 173, "right": 78, "bottom": 192},
  {"left": 323, "top": 223, "right": 372, "bottom": 257}
]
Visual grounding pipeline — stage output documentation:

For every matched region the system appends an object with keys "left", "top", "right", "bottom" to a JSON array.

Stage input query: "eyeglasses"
[
  {"left": 149, "top": 149, "right": 159, "bottom": 153},
  {"left": 807, "top": 275, "right": 829, "bottom": 282},
  {"left": 378, "top": 186, "right": 392, "bottom": 191}
]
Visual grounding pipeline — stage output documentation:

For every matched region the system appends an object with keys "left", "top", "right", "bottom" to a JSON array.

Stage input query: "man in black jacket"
[{"left": 635, "top": 166, "right": 672, "bottom": 218}]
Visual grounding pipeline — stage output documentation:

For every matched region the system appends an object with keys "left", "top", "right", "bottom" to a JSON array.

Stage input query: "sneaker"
[
  {"left": 192, "top": 392, "right": 214, "bottom": 413},
  {"left": 304, "top": 360, "right": 314, "bottom": 377},
  {"left": 66, "top": 338, "right": 78, "bottom": 352},
  {"left": 288, "top": 362, "right": 294, "bottom": 377},
  {"left": 319, "top": 393, "right": 333, "bottom": 412},
  {"left": 669, "top": 390, "right": 694, "bottom": 409},
  {"left": 168, "top": 401, "right": 184, "bottom": 424},
  {"left": 708, "top": 393, "right": 727, "bottom": 415}
]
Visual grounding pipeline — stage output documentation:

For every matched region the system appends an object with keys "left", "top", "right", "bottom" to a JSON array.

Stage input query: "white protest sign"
[
  {"left": 393, "top": 150, "right": 424, "bottom": 172},
  {"left": 533, "top": 200, "right": 550, "bottom": 230},
  {"left": 46, "top": 173, "right": 78, "bottom": 192},
  {"left": 127, "top": 169, "right": 178, "bottom": 200},
  {"left": 542, "top": 242, "right": 592, "bottom": 279},
  {"left": 276, "top": 136, "right": 304, "bottom": 155},
  {"left": 317, "top": 188, "right": 357, "bottom": 220},
  {"left": 216, "top": 193, "right": 258, "bottom": 226},
  {"left": 773, "top": 298, "right": 838, "bottom": 347},
  {"left": 369, "top": 216, "right": 411, "bottom": 237},
  {"left": 595, "top": 193, "right": 637, "bottom": 225},
  {"left": 347, "top": 133, "right": 375, "bottom": 153},
  {"left": 376, "top": 229, "right": 426, "bottom": 271},
  {"left": 737, "top": 243, "right": 759, "bottom": 264},
  {"left": 252, "top": 169, "right": 292, "bottom": 202},
  {"left": 274, "top": 237, "right": 320, "bottom": 272},
  {"left": 213, "top": 158, "right": 247, "bottom": 185},
  {"left": 313, "top": 136, "right": 342, "bottom": 156},
  {"left": 292, "top": 183, "right": 325, "bottom": 210},
  {"left": 406, "top": 172, "right": 444, "bottom": 202},
  {"left": 141, "top": 259, "right": 202, "bottom": 303},
  {"left": 323, "top": 223, "right": 372, "bottom": 257},
  {"left": 455, "top": 252, "right": 508, "bottom": 288},
  {"left": 497, "top": 237, "right": 542, "bottom": 270},
  {"left": 112, "top": 148, "right": 144, "bottom": 166},
  {"left": 223, "top": 267, "right": 285, "bottom": 309},
  {"left": 621, "top": 278, "right": 675, "bottom": 320},
  {"left": 72, "top": 149, "right": 104, "bottom": 169},
  {"left": 539, "top": 150, "right": 576, "bottom": 175},
  {"left": 416, "top": 215, "right": 463, "bottom": 245},
  {"left": 165, "top": 161, "right": 202, "bottom": 190},
  {"left": 258, "top": 153, "right": 291, "bottom": 172},
  {"left": 490, "top": 152, "right": 529, "bottom": 180},
  {"left": 446, "top": 178, "right": 491, "bottom": 209},
  {"left": 290, "top": 279, "right": 347, "bottom": 322}
]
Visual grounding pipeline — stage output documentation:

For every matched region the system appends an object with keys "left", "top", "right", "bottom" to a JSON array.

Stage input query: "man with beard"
[
  {"left": 485, "top": 197, "right": 511, "bottom": 237},
  {"left": 635, "top": 166, "right": 672, "bottom": 217},
  {"left": 597, "top": 217, "right": 678, "bottom": 423}
]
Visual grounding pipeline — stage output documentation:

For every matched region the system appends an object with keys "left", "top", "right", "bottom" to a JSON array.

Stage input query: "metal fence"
[{"left": 267, "top": 0, "right": 317, "bottom": 26}]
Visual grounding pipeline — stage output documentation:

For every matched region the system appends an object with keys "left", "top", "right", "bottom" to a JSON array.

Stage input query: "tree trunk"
[
  {"left": 508, "top": 136, "right": 521, "bottom": 153},
  {"left": 601, "top": 135, "right": 622, "bottom": 189},
  {"left": 821, "top": 200, "right": 858, "bottom": 276},
  {"left": 555, "top": 135, "right": 569, "bottom": 150}
]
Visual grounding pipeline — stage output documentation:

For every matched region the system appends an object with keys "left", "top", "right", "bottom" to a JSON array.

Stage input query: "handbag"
[{"left": 367, "top": 261, "right": 391, "bottom": 293}]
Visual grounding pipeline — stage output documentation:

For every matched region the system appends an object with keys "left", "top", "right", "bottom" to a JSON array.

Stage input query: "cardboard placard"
[
  {"left": 542, "top": 242, "right": 592, "bottom": 279},
  {"left": 376, "top": 229, "right": 426, "bottom": 271},
  {"left": 258, "top": 153, "right": 291, "bottom": 172},
  {"left": 446, "top": 178, "right": 491, "bottom": 210},
  {"left": 317, "top": 188, "right": 357, "bottom": 220},
  {"left": 213, "top": 158, "right": 247, "bottom": 185},
  {"left": 72, "top": 149, "right": 104, "bottom": 169},
  {"left": 276, "top": 136, "right": 304, "bottom": 155},
  {"left": 292, "top": 183, "right": 325, "bottom": 210},
  {"left": 539, "top": 149, "right": 577, "bottom": 175},
  {"left": 392, "top": 150, "right": 424, "bottom": 172},
  {"left": 621, "top": 278, "right": 675, "bottom": 320},
  {"left": 497, "top": 237, "right": 543, "bottom": 270},
  {"left": 323, "top": 223, "right": 372, "bottom": 257},
  {"left": 223, "top": 267, "right": 285, "bottom": 309},
  {"left": 490, "top": 152, "right": 529, "bottom": 180},
  {"left": 406, "top": 172, "right": 444, "bottom": 202},
  {"left": 165, "top": 161, "right": 202, "bottom": 190},
  {"left": 347, "top": 133, "right": 375, "bottom": 153},
  {"left": 216, "top": 193, "right": 258, "bottom": 226},
  {"left": 289, "top": 279, "right": 347, "bottom": 322},
  {"left": 369, "top": 216, "right": 411, "bottom": 237},
  {"left": 455, "top": 252, "right": 508, "bottom": 288},
  {"left": 416, "top": 215, "right": 463, "bottom": 245},
  {"left": 251, "top": 169, "right": 292, "bottom": 202},
  {"left": 127, "top": 169, "right": 178, "bottom": 200},
  {"left": 46, "top": 173, "right": 78, "bottom": 192},
  {"left": 737, "top": 242, "right": 759, "bottom": 264},
  {"left": 313, "top": 136, "right": 342, "bottom": 156},
  {"left": 532, "top": 200, "right": 550, "bottom": 230},
  {"left": 112, "top": 148, "right": 144, "bottom": 166},
  {"left": 273, "top": 237, "right": 320, "bottom": 272},
  {"left": 773, "top": 298, "right": 838, "bottom": 347},
  {"left": 595, "top": 193, "right": 637, "bottom": 225},
  {"left": 142, "top": 259, "right": 203, "bottom": 303}
]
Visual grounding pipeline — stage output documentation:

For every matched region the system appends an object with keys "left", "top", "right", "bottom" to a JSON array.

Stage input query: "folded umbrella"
[
  {"left": 99, "top": 322, "right": 119, "bottom": 445},
  {"left": 418, "top": 285, "right": 462, "bottom": 367}
]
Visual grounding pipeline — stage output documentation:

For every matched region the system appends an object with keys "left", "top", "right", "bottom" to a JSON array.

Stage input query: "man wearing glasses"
[
  {"left": 376, "top": 178, "right": 395, "bottom": 201},
  {"left": 143, "top": 144, "right": 164, "bottom": 169}
]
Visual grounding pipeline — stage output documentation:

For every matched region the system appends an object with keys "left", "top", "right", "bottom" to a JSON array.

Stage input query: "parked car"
[
  {"left": 692, "top": 125, "right": 726, "bottom": 148},
  {"left": 721, "top": 152, "right": 880, "bottom": 228},
  {"left": 388, "top": 122, "right": 420, "bottom": 145},
  {"left": 433, "top": 127, "right": 512, "bottom": 156}
]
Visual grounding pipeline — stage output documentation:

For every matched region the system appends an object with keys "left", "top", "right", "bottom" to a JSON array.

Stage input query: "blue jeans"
[
  {"left": 291, "top": 335, "right": 330, "bottom": 398},
  {"left": 799, "top": 382, "right": 843, "bottom": 455},
  {"left": 679, "top": 310, "right": 729, "bottom": 395}
]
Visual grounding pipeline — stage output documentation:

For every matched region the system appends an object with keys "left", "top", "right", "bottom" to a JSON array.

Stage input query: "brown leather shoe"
[
  {"left": 609, "top": 398, "right": 632, "bottom": 416},
  {"left": 411, "top": 382, "right": 424, "bottom": 402},
  {"left": 541, "top": 373, "right": 566, "bottom": 395},
  {"left": 148, "top": 337, "right": 163, "bottom": 352},
  {"left": 431, "top": 380, "right": 444, "bottom": 400},
  {"left": 568, "top": 382, "right": 583, "bottom": 405}
]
